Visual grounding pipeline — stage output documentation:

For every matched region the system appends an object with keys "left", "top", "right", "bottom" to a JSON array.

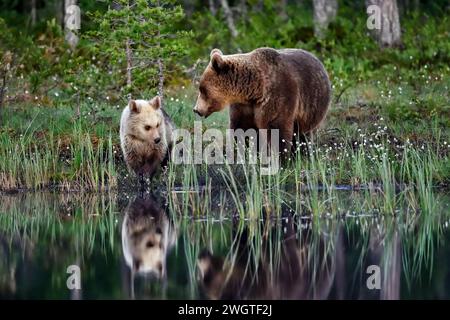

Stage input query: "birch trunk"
[
  {"left": 219, "top": 0, "right": 238, "bottom": 38},
  {"left": 126, "top": 38, "right": 132, "bottom": 99},
  {"left": 366, "top": 0, "right": 402, "bottom": 47},
  {"left": 156, "top": 0, "right": 164, "bottom": 105},
  {"left": 0, "top": 52, "right": 12, "bottom": 127},
  {"left": 64, "top": 0, "right": 79, "bottom": 49},
  {"left": 313, "top": 0, "right": 338, "bottom": 38},
  {"left": 31, "top": 0, "right": 37, "bottom": 27},
  {"left": 208, "top": 0, "right": 216, "bottom": 15},
  {"left": 279, "top": 0, "right": 288, "bottom": 21}
]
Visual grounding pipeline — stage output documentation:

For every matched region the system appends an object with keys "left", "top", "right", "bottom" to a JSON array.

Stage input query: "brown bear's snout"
[{"left": 193, "top": 108, "right": 203, "bottom": 117}]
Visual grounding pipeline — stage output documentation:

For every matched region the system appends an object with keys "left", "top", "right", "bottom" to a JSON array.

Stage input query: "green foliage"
[
  {"left": 84, "top": 0, "right": 191, "bottom": 99},
  {"left": 0, "top": 1, "right": 448, "bottom": 185},
  {"left": 0, "top": 17, "right": 70, "bottom": 101},
  {"left": 1, "top": 1, "right": 449, "bottom": 114}
]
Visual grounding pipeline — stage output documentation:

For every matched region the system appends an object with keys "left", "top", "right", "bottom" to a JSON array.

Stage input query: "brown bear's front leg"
[
  {"left": 266, "top": 118, "right": 294, "bottom": 162},
  {"left": 229, "top": 104, "right": 257, "bottom": 131},
  {"left": 229, "top": 104, "right": 259, "bottom": 150}
]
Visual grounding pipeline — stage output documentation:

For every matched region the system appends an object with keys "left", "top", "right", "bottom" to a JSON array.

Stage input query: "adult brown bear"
[{"left": 193, "top": 47, "right": 331, "bottom": 152}]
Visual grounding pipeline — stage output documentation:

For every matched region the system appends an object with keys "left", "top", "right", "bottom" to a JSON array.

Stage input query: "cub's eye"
[
  {"left": 156, "top": 123, "right": 160, "bottom": 128},
  {"left": 144, "top": 125, "right": 151, "bottom": 131}
]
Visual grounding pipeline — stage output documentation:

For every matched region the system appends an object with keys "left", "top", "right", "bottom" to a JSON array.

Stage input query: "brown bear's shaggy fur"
[
  {"left": 197, "top": 218, "right": 342, "bottom": 299},
  {"left": 194, "top": 48, "right": 331, "bottom": 151}
]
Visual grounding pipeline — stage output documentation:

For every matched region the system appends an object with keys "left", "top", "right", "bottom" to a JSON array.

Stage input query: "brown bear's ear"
[
  {"left": 129, "top": 100, "right": 140, "bottom": 113},
  {"left": 210, "top": 48, "right": 223, "bottom": 59},
  {"left": 211, "top": 52, "right": 227, "bottom": 74},
  {"left": 149, "top": 96, "right": 161, "bottom": 110}
]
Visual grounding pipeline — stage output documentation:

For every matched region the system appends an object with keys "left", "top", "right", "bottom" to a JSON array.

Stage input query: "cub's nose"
[
  {"left": 154, "top": 137, "right": 161, "bottom": 144},
  {"left": 193, "top": 108, "right": 202, "bottom": 116}
]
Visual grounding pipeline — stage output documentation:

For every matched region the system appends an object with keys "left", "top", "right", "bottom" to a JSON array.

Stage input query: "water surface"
[{"left": 0, "top": 190, "right": 449, "bottom": 299}]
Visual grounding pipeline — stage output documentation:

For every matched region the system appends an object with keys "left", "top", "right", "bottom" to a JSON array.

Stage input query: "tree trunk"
[
  {"left": 359, "top": 226, "right": 401, "bottom": 299},
  {"left": 219, "top": 0, "right": 238, "bottom": 38},
  {"left": 381, "top": 231, "right": 401, "bottom": 300},
  {"left": 31, "top": 0, "right": 37, "bottom": 27},
  {"left": 156, "top": 0, "right": 164, "bottom": 105},
  {"left": 157, "top": 57, "right": 164, "bottom": 103},
  {"left": 313, "top": 0, "right": 338, "bottom": 38},
  {"left": 0, "top": 52, "right": 12, "bottom": 127},
  {"left": 126, "top": 38, "right": 132, "bottom": 99},
  {"left": 0, "top": 70, "right": 6, "bottom": 126},
  {"left": 183, "top": 0, "right": 193, "bottom": 17},
  {"left": 69, "top": 259, "right": 82, "bottom": 300},
  {"left": 64, "top": 0, "right": 79, "bottom": 49},
  {"left": 279, "top": 0, "right": 288, "bottom": 21},
  {"left": 239, "top": 0, "right": 247, "bottom": 18},
  {"left": 156, "top": 31, "right": 164, "bottom": 105},
  {"left": 56, "top": 0, "right": 64, "bottom": 29},
  {"left": 208, "top": 0, "right": 217, "bottom": 15},
  {"left": 366, "top": 0, "right": 402, "bottom": 48}
]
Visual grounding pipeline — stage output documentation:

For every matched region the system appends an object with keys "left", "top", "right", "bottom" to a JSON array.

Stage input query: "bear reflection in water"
[
  {"left": 121, "top": 196, "right": 177, "bottom": 278},
  {"left": 119, "top": 196, "right": 401, "bottom": 298},
  {"left": 197, "top": 216, "right": 402, "bottom": 300},
  {"left": 197, "top": 216, "right": 345, "bottom": 300}
]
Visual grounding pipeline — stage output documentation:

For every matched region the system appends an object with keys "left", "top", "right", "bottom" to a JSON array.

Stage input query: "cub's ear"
[
  {"left": 210, "top": 48, "right": 223, "bottom": 59},
  {"left": 149, "top": 96, "right": 161, "bottom": 110},
  {"left": 129, "top": 100, "right": 140, "bottom": 113},
  {"left": 211, "top": 52, "right": 227, "bottom": 74}
]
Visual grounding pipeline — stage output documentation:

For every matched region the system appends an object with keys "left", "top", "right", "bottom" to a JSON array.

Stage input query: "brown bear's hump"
[{"left": 252, "top": 47, "right": 281, "bottom": 65}]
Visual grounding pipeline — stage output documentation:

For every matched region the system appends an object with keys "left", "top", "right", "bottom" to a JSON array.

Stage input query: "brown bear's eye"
[
  {"left": 199, "top": 86, "right": 207, "bottom": 97},
  {"left": 144, "top": 125, "right": 151, "bottom": 131}
]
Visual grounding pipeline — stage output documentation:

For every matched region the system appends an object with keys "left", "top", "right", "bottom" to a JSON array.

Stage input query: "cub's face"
[
  {"left": 193, "top": 49, "right": 230, "bottom": 118},
  {"left": 128, "top": 222, "right": 165, "bottom": 276},
  {"left": 127, "top": 97, "right": 163, "bottom": 146},
  {"left": 122, "top": 198, "right": 177, "bottom": 278}
]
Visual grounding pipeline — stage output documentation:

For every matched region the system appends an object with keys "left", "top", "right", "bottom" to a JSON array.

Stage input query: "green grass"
[
  {"left": 0, "top": 92, "right": 448, "bottom": 218},
  {"left": 0, "top": 4, "right": 448, "bottom": 198},
  {"left": 0, "top": 192, "right": 119, "bottom": 255},
  {"left": 0, "top": 12, "right": 448, "bottom": 215},
  {"left": 0, "top": 109, "right": 118, "bottom": 191}
]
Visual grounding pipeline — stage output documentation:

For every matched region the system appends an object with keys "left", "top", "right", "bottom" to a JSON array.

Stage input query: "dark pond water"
[{"left": 0, "top": 191, "right": 449, "bottom": 299}]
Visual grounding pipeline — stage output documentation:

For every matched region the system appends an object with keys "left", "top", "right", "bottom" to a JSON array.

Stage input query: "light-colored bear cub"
[
  {"left": 120, "top": 96, "right": 174, "bottom": 180},
  {"left": 121, "top": 197, "right": 177, "bottom": 278}
]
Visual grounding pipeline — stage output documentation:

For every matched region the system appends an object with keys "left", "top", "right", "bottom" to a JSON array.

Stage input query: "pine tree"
[{"left": 89, "top": 0, "right": 191, "bottom": 102}]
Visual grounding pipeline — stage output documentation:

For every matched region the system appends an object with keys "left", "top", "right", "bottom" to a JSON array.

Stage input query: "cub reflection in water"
[
  {"left": 197, "top": 217, "right": 345, "bottom": 300},
  {"left": 121, "top": 196, "right": 177, "bottom": 278}
]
